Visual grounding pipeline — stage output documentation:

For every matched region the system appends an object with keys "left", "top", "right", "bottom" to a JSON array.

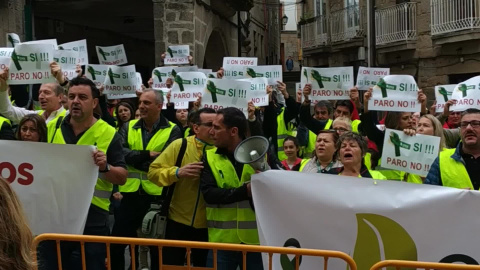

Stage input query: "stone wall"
[
  {"left": 281, "top": 31, "right": 300, "bottom": 71},
  {"left": 0, "top": 0, "right": 26, "bottom": 46}
]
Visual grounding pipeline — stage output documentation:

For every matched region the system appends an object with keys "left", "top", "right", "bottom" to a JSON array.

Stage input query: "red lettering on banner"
[
  {"left": 457, "top": 99, "right": 474, "bottom": 106},
  {"left": 362, "top": 70, "right": 370, "bottom": 75},
  {"left": 386, "top": 157, "right": 407, "bottom": 168},
  {"left": 193, "top": 92, "right": 202, "bottom": 98},
  {"left": 0, "top": 64, "right": 6, "bottom": 70},
  {"left": 204, "top": 104, "right": 224, "bottom": 110},
  {"left": 410, "top": 162, "right": 422, "bottom": 171},
  {"left": 174, "top": 93, "right": 191, "bottom": 99},
  {"left": 312, "top": 90, "right": 332, "bottom": 96},
  {"left": 32, "top": 72, "right": 43, "bottom": 80},
  {"left": 477, "top": 100, "right": 480, "bottom": 106},
  {"left": 0, "top": 162, "right": 33, "bottom": 185},
  {"left": 374, "top": 99, "right": 394, "bottom": 107},
  {"left": 397, "top": 101, "right": 409, "bottom": 108},
  {"left": 239, "top": 60, "right": 254, "bottom": 65},
  {"left": 105, "top": 85, "right": 121, "bottom": 91},
  {"left": 10, "top": 72, "right": 30, "bottom": 80},
  {"left": 373, "top": 71, "right": 388, "bottom": 76},
  {"left": 333, "top": 90, "right": 346, "bottom": 96}
]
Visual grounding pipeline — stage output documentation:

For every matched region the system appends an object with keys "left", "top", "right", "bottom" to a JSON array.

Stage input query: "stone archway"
[{"left": 203, "top": 30, "right": 227, "bottom": 71}]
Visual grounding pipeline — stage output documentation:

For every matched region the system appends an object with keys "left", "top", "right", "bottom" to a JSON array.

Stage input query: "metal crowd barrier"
[{"left": 370, "top": 260, "right": 480, "bottom": 270}]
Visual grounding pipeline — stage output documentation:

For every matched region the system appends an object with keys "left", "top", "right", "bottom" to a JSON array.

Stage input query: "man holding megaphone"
[{"left": 200, "top": 107, "right": 266, "bottom": 270}]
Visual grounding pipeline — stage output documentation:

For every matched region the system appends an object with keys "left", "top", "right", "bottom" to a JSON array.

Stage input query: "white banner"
[
  {"left": 244, "top": 65, "right": 282, "bottom": 85},
  {"left": 301, "top": 67, "right": 353, "bottom": 100},
  {"left": 8, "top": 44, "right": 56, "bottom": 85},
  {"left": 59, "top": 39, "right": 89, "bottom": 65},
  {"left": 253, "top": 170, "right": 480, "bottom": 270},
  {"left": 152, "top": 67, "right": 174, "bottom": 89},
  {"left": 381, "top": 128, "right": 440, "bottom": 177},
  {"left": 368, "top": 75, "right": 420, "bottom": 112},
  {"left": 450, "top": 76, "right": 480, "bottom": 111},
  {"left": 356, "top": 66, "right": 390, "bottom": 90},
  {"left": 2, "top": 141, "right": 98, "bottom": 235},
  {"left": 54, "top": 50, "right": 79, "bottom": 80},
  {"left": 96, "top": 44, "right": 127, "bottom": 65},
  {"left": 207, "top": 72, "right": 218, "bottom": 79},
  {"left": 202, "top": 78, "right": 249, "bottom": 113},
  {"left": 155, "top": 88, "right": 189, "bottom": 110},
  {"left": 85, "top": 64, "right": 109, "bottom": 88},
  {"left": 165, "top": 45, "right": 190, "bottom": 65},
  {"left": 223, "top": 57, "right": 258, "bottom": 79},
  {"left": 198, "top": 69, "right": 212, "bottom": 75},
  {"left": 107, "top": 72, "right": 142, "bottom": 100},
  {"left": 103, "top": 65, "right": 138, "bottom": 97},
  {"left": 171, "top": 72, "right": 206, "bottom": 103},
  {"left": 6, "top": 33, "right": 21, "bottom": 48},
  {"left": 238, "top": 77, "right": 268, "bottom": 106},
  {"left": 435, "top": 84, "right": 456, "bottom": 113},
  {"left": 0, "top": 47, "right": 13, "bottom": 58},
  {"left": 23, "top": 39, "right": 58, "bottom": 50},
  {"left": 0, "top": 57, "right": 9, "bottom": 71}
]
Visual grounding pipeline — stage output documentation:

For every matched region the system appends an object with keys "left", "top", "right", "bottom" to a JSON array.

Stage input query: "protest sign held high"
[
  {"left": 435, "top": 84, "right": 456, "bottom": 113},
  {"left": 202, "top": 78, "right": 250, "bottom": 113},
  {"left": 450, "top": 76, "right": 480, "bottom": 111},
  {"left": 96, "top": 44, "right": 128, "bottom": 65},
  {"left": 6, "top": 33, "right": 20, "bottom": 48},
  {"left": 300, "top": 66, "right": 354, "bottom": 100},
  {"left": 238, "top": 77, "right": 268, "bottom": 106},
  {"left": 59, "top": 39, "right": 89, "bottom": 65},
  {"left": 85, "top": 64, "right": 109, "bottom": 88},
  {"left": 368, "top": 75, "right": 420, "bottom": 112},
  {"left": 7, "top": 44, "right": 56, "bottom": 85},
  {"left": 223, "top": 57, "right": 258, "bottom": 79},
  {"left": 356, "top": 66, "right": 390, "bottom": 90},
  {"left": 244, "top": 65, "right": 282, "bottom": 85},
  {"left": 103, "top": 65, "right": 138, "bottom": 99},
  {"left": 170, "top": 72, "right": 207, "bottom": 103},
  {"left": 164, "top": 45, "right": 190, "bottom": 65}
]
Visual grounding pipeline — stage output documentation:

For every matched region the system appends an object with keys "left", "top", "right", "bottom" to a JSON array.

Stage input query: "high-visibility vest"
[
  {"left": 277, "top": 108, "right": 297, "bottom": 161},
  {"left": 405, "top": 174, "right": 423, "bottom": 184},
  {"left": 439, "top": 148, "right": 475, "bottom": 189},
  {"left": 205, "top": 148, "right": 259, "bottom": 245},
  {"left": 184, "top": 127, "right": 191, "bottom": 138},
  {"left": 351, "top": 119, "right": 361, "bottom": 134},
  {"left": 119, "top": 119, "right": 176, "bottom": 195},
  {"left": 299, "top": 159, "right": 311, "bottom": 172},
  {"left": 38, "top": 108, "right": 67, "bottom": 122},
  {"left": 47, "top": 117, "right": 115, "bottom": 212},
  {"left": 0, "top": 116, "right": 11, "bottom": 128},
  {"left": 324, "top": 119, "right": 333, "bottom": 130}
]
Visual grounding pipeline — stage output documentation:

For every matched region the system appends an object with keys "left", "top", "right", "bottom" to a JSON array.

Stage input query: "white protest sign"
[
  {"left": 3, "top": 141, "right": 97, "bottom": 235},
  {"left": 6, "top": 33, "right": 21, "bottom": 48},
  {"left": 238, "top": 77, "right": 268, "bottom": 106},
  {"left": 108, "top": 72, "right": 142, "bottom": 100},
  {"left": 198, "top": 69, "right": 212, "bottom": 75},
  {"left": 0, "top": 47, "right": 13, "bottom": 58},
  {"left": 435, "top": 84, "right": 456, "bottom": 113},
  {"left": 356, "top": 66, "right": 390, "bottom": 90},
  {"left": 202, "top": 78, "right": 250, "bottom": 113},
  {"left": 96, "top": 44, "right": 127, "bottom": 65},
  {"left": 223, "top": 57, "right": 257, "bottom": 79},
  {"left": 0, "top": 57, "right": 9, "bottom": 71},
  {"left": 207, "top": 72, "right": 218, "bottom": 79},
  {"left": 85, "top": 64, "right": 109, "bottom": 88},
  {"left": 244, "top": 65, "right": 282, "bottom": 85},
  {"left": 173, "top": 65, "right": 198, "bottom": 73},
  {"left": 156, "top": 88, "right": 189, "bottom": 110},
  {"left": 59, "top": 39, "right": 89, "bottom": 65},
  {"left": 103, "top": 65, "right": 138, "bottom": 98},
  {"left": 381, "top": 128, "right": 440, "bottom": 177},
  {"left": 23, "top": 39, "right": 58, "bottom": 49},
  {"left": 301, "top": 66, "right": 354, "bottom": 100},
  {"left": 171, "top": 72, "right": 207, "bottom": 103},
  {"left": 368, "top": 75, "right": 420, "bottom": 112},
  {"left": 253, "top": 170, "right": 480, "bottom": 270},
  {"left": 450, "top": 76, "right": 480, "bottom": 111},
  {"left": 165, "top": 45, "right": 190, "bottom": 65},
  {"left": 7, "top": 44, "right": 56, "bottom": 85},
  {"left": 152, "top": 67, "right": 174, "bottom": 89},
  {"left": 54, "top": 50, "right": 79, "bottom": 79}
]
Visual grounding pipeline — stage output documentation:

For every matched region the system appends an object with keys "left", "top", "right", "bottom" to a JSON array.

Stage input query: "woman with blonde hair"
[{"left": 0, "top": 177, "right": 34, "bottom": 270}]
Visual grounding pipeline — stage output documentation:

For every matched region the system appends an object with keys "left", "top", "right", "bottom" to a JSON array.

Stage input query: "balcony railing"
[
  {"left": 301, "top": 15, "right": 330, "bottom": 49},
  {"left": 375, "top": 2, "right": 417, "bottom": 45},
  {"left": 330, "top": 5, "right": 366, "bottom": 43},
  {"left": 431, "top": 0, "right": 480, "bottom": 35}
]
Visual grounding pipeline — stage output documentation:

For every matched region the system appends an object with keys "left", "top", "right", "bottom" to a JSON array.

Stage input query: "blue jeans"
[{"left": 207, "top": 250, "right": 264, "bottom": 270}]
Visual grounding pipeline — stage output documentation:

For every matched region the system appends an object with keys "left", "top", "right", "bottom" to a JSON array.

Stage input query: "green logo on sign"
[
  {"left": 247, "top": 67, "right": 263, "bottom": 78},
  {"left": 458, "top": 84, "right": 475, "bottom": 98},
  {"left": 390, "top": 131, "right": 411, "bottom": 157},
  {"left": 311, "top": 70, "right": 329, "bottom": 88},
  {"left": 98, "top": 48, "right": 110, "bottom": 61},
  {"left": 438, "top": 87, "right": 452, "bottom": 102},
  {"left": 154, "top": 70, "right": 166, "bottom": 83},
  {"left": 11, "top": 50, "right": 27, "bottom": 71},
  {"left": 8, "top": 35, "right": 19, "bottom": 48},
  {"left": 107, "top": 69, "right": 120, "bottom": 84},
  {"left": 351, "top": 214, "right": 418, "bottom": 270},
  {"left": 174, "top": 75, "right": 192, "bottom": 92},
  {"left": 376, "top": 78, "right": 397, "bottom": 98},
  {"left": 87, "top": 66, "right": 101, "bottom": 81},
  {"left": 167, "top": 47, "right": 174, "bottom": 58},
  {"left": 206, "top": 80, "right": 226, "bottom": 103}
]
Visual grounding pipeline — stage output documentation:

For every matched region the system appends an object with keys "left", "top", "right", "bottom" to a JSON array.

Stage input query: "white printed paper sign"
[
  {"left": 223, "top": 57, "right": 258, "bottom": 79},
  {"left": 381, "top": 128, "right": 440, "bottom": 177},
  {"left": 244, "top": 65, "right": 282, "bottom": 85},
  {"left": 198, "top": 69, "right": 212, "bottom": 75},
  {"left": 3, "top": 141, "right": 98, "bottom": 235},
  {"left": 85, "top": 64, "right": 109, "bottom": 88},
  {"left": 202, "top": 78, "right": 250, "bottom": 113},
  {"left": 301, "top": 67, "right": 354, "bottom": 100},
  {"left": 171, "top": 72, "right": 207, "bottom": 103},
  {"left": 0, "top": 48, "right": 13, "bottom": 58},
  {"left": 59, "top": 39, "right": 89, "bottom": 65},
  {"left": 356, "top": 66, "right": 390, "bottom": 90},
  {"left": 156, "top": 88, "right": 189, "bottom": 110},
  {"left": 107, "top": 72, "right": 142, "bottom": 100},
  {"left": 152, "top": 67, "right": 174, "bottom": 89},
  {"left": 22, "top": 39, "right": 58, "bottom": 49},
  {"left": 54, "top": 50, "right": 79, "bottom": 79},
  {"left": 7, "top": 44, "right": 56, "bottom": 85},
  {"left": 368, "top": 75, "right": 420, "bottom": 112},
  {"left": 435, "top": 84, "right": 456, "bottom": 113},
  {"left": 238, "top": 77, "right": 268, "bottom": 106},
  {"left": 450, "top": 76, "right": 480, "bottom": 111},
  {"left": 0, "top": 57, "right": 9, "bottom": 71},
  {"left": 96, "top": 44, "right": 127, "bottom": 65},
  {"left": 6, "top": 33, "right": 20, "bottom": 48},
  {"left": 165, "top": 45, "right": 190, "bottom": 65},
  {"left": 103, "top": 65, "right": 138, "bottom": 97}
]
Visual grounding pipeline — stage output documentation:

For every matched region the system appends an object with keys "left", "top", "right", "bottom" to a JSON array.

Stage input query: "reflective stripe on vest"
[
  {"left": 324, "top": 119, "right": 333, "bottom": 130},
  {"left": 439, "top": 148, "right": 474, "bottom": 189},
  {"left": 0, "top": 116, "right": 11, "bottom": 128},
  {"left": 351, "top": 119, "right": 361, "bottom": 134},
  {"left": 375, "top": 165, "right": 405, "bottom": 181},
  {"left": 205, "top": 149, "right": 259, "bottom": 245},
  {"left": 184, "top": 127, "right": 191, "bottom": 138},
  {"left": 120, "top": 119, "right": 176, "bottom": 194},
  {"left": 47, "top": 118, "right": 115, "bottom": 211},
  {"left": 299, "top": 159, "right": 311, "bottom": 172},
  {"left": 277, "top": 108, "right": 297, "bottom": 161}
]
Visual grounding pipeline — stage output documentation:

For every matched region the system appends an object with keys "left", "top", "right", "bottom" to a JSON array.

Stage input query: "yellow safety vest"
[
  {"left": 47, "top": 117, "right": 115, "bottom": 212},
  {"left": 368, "top": 170, "right": 388, "bottom": 180},
  {"left": 351, "top": 119, "right": 361, "bottom": 134},
  {"left": 298, "top": 159, "right": 311, "bottom": 172},
  {"left": 184, "top": 127, "right": 191, "bottom": 138},
  {"left": 0, "top": 116, "right": 11, "bottom": 127},
  {"left": 38, "top": 108, "right": 67, "bottom": 121},
  {"left": 324, "top": 119, "right": 333, "bottom": 130},
  {"left": 205, "top": 148, "right": 259, "bottom": 245},
  {"left": 120, "top": 119, "right": 176, "bottom": 195},
  {"left": 405, "top": 174, "right": 423, "bottom": 184},
  {"left": 439, "top": 148, "right": 475, "bottom": 189},
  {"left": 277, "top": 108, "right": 297, "bottom": 161}
]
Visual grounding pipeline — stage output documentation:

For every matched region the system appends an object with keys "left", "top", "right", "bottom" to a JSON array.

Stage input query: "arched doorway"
[{"left": 203, "top": 30, "right": 227, "bottom": 71}]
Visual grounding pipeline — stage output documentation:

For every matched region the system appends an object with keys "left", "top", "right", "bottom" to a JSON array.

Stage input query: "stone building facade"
[
  {"left": 281, "top": 30, "right": 301, "bottom": 71},
  {"left": 300, "top": 0, "right": 480, "bottom": 99}
]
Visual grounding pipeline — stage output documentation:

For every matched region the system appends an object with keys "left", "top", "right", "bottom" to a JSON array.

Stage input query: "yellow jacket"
[{"left": 148, "top": 136, "right": 215, "bottom": 228}]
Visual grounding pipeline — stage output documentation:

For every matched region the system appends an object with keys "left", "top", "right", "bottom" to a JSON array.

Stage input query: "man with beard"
[{"left": 426, "top": 108, "right": 480, "bottom": 189}]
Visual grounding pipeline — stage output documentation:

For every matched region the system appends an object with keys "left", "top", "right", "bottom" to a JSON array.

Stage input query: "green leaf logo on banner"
[
  {"left": 458, "top": 84, "right": 475, "bottom": 98},
  {"left": 174, "top": 75, "right": 191, "bottom": 92},
  {"left": 98, "top": 48, "right": 109, "bottom": 61},
  {"left": 11, "top": 50, "right": 27, "bottom": 71},
  {"left": 208, "top": 74, "right": 216, "bottom": 79},
  {"left": 377, "top": 78, "right": 388, "bottom": 98},
  {"left": 206, "top": 81, "right": 226, "bottom": 103},
  {"left": 87, "top": 66, "right": 101, "bottom": 81},
  {"left": 390, "top": 132, "right": 411, "bottom": 157},
  {"left": 303, "top": 68, "right": 308, "bottom": 83},
  {"left": 8, "top": 35, "right": 19, "bottom": 48},
  {"left": 311, "top": 70, "right": 325, "bottom": 88},
  {"left": 351, "top": 214, "right": 417, "bottom": 270},
  {"left": 438, "top": 87, "right": 450, "bottom": 102},
  {"left": 247, "top": 68, "right": 263, "bottom": 78},
  {"left": 172, "top": 69, "right": 177, "bottom": 79},
  {"left": 107, "top": 68, "right": 120, "bottom": 84},
  {"left": 167, "top": 47, "right": 174, "bottom": 58},
  {"left": 154, "top": 70, "right": 164, "bottom": 82}
]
